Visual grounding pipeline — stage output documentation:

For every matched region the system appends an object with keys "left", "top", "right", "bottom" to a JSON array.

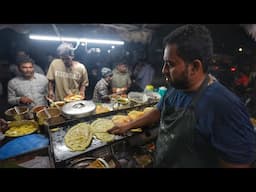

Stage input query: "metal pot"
[
  {"left": 31, "top": 105, "right": 48, "bottom": 119},
  {"left": 61, "top": 100, "right": 96, "bottom": 119},
  {"left": 4, "top": 106, "right": 30, "bottom": 121},
  {"left": 36, "top": 108, "right": 61, "bottom": 125},
  {"left": 67, "top": 157, "right": 109, "bottom": 168},
  {"left": 31, "top": 105, "right": 48, "bottom": 114}
]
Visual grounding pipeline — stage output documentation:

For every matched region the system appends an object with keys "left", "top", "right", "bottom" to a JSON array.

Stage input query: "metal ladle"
[
  {"left": 43, "top": 108, "right": 51, "bottom": 119},
  {"left": 14, "top": 106, "right": 21, "bottom": 115},
  {"left": 14, "top": 106, "right": 22, "bottom": 121}
]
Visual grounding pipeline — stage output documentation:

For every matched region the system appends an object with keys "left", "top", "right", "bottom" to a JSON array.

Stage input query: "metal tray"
[
  {"left": 47, "top": 101, "right": 157, "bottom": 129},
  {"left": 47, "top": 102, "right": 157, "bottom": 166}
]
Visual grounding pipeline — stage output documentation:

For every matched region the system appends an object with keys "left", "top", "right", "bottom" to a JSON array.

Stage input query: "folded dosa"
[
  {"left": 90, "top": 119, "right": 115, "bottom": 142},
  {"left": 64, "top": 122, "right": 93, "bottom": 151}
]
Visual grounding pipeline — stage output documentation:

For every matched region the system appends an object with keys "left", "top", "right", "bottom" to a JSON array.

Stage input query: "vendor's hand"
[
  {"left": 116, "top": 88, "right": 127, "bottom": 94},
  {"left": 67, "top": 90, "right": 73, "bottom": 96},
  {"left": 108, "top": 125, "right": 130, "bottom": 135},
  {"left": 20, "top": 96, "right": 33, "bottom": 105},
  {"left": 48, "top": 91, "right": 55, "bottom": 101},
  {"left": 79, "top": 91, "right": 85, "bottom": 99},
  {"left": 0, "top": 118, "right": 8, "bottom": 133}
]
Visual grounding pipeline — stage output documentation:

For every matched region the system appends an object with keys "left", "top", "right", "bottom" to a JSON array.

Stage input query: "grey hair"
[{"left": 56, "top": 42, "right": 74, "bottom": 56}]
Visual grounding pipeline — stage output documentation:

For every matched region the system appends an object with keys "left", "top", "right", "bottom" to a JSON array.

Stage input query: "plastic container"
[
  {"left": 128, "top": 92, "right": 148, "bottom": 104},
  {"left": 158, "top": 86, "right": 167, "bottom": 97},
  {"left": 144, "top": 85, "right": 154, "bottom": 93}
]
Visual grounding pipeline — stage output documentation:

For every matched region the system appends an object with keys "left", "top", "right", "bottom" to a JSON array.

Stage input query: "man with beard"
[
  {"left": 9, "top": 50, "right": 45, "bottom": 78},
  {"left": 108, "top": 24, "right": 256, "bottom": 168},
  {"left": 47, "top": 43, "right": 89, "bottom": 101},
  {"left": 8, "top": 56, "right": 48, "bottom": 108}
]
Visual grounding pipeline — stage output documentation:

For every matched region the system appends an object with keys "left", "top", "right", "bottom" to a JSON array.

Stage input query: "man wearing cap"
[
  {"left": 93, "top": 67, "right": 113, "bottom": 103},
  {"left": 46, "top": 43, "right": 89, "bottom": 101}
]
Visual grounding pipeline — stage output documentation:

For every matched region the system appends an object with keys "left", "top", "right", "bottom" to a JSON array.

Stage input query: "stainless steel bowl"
[
  {"left": 4, "top": 106, "right": 30, "bottom": 121},
  {"left": 36, "top": 108, "right": 61, "bottom": 125}
]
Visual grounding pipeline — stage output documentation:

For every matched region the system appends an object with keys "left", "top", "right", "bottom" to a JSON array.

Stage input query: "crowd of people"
[{"left": 1, "top": 41, "right": 156, "bottom": 110}]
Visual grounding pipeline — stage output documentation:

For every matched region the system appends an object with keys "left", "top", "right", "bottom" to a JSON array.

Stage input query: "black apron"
[{"left": 155, "top": 76, "right": 219, "bottom": 168}]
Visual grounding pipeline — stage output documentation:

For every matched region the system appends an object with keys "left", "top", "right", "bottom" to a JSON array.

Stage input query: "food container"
[
  {"left": 67, "top": 157, "right": 109, "bottom": 168},
  {"left": 61, "top": 100, "right": 96, "bottom": 119},
  {"left": 144, "top": 84, "right": 154, "bottom": 92},
  {"left": 158, "top": 86, "right": 167, "bottom": 97},
  {"left": 31, "top": 105, "right": 48, "bottom": 114},
  {"left": 36, "top": 108, "right": 61, "bottom": 125},
  {"left": 5, "top": 106, "right": 30, "bottom": 121},
  {"left": 128, "top": 92, "right": 148, "bottom": 104},
  {"left": 31, "top": 105, "right": 48, "bottom": 119}
]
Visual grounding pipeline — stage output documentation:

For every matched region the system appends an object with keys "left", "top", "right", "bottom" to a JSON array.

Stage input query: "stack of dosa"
[
  {"left": 128, "top": 110, "right": 145, "bottom": 120},
  {"left": 95, "top": 105, "right": 110, "bottom": 114},
  {"left": 112, "top": 115, "right": 131, "bottom": 125}
]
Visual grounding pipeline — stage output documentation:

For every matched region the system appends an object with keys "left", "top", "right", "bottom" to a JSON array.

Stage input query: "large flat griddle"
[
  {"left": 49, "top": 118, "right": 125, "bottom": 163},
  {"left": 48, "top": 102, "right": 157, "bottom": 167}
]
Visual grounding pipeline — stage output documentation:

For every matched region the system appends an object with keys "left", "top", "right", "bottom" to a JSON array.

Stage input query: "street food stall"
[
  {"left": 47, "top": 92, "right": 160, "bottom": 168},
  {"left": 0, "top": 91, "right": 161, "bottom": 168}
]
